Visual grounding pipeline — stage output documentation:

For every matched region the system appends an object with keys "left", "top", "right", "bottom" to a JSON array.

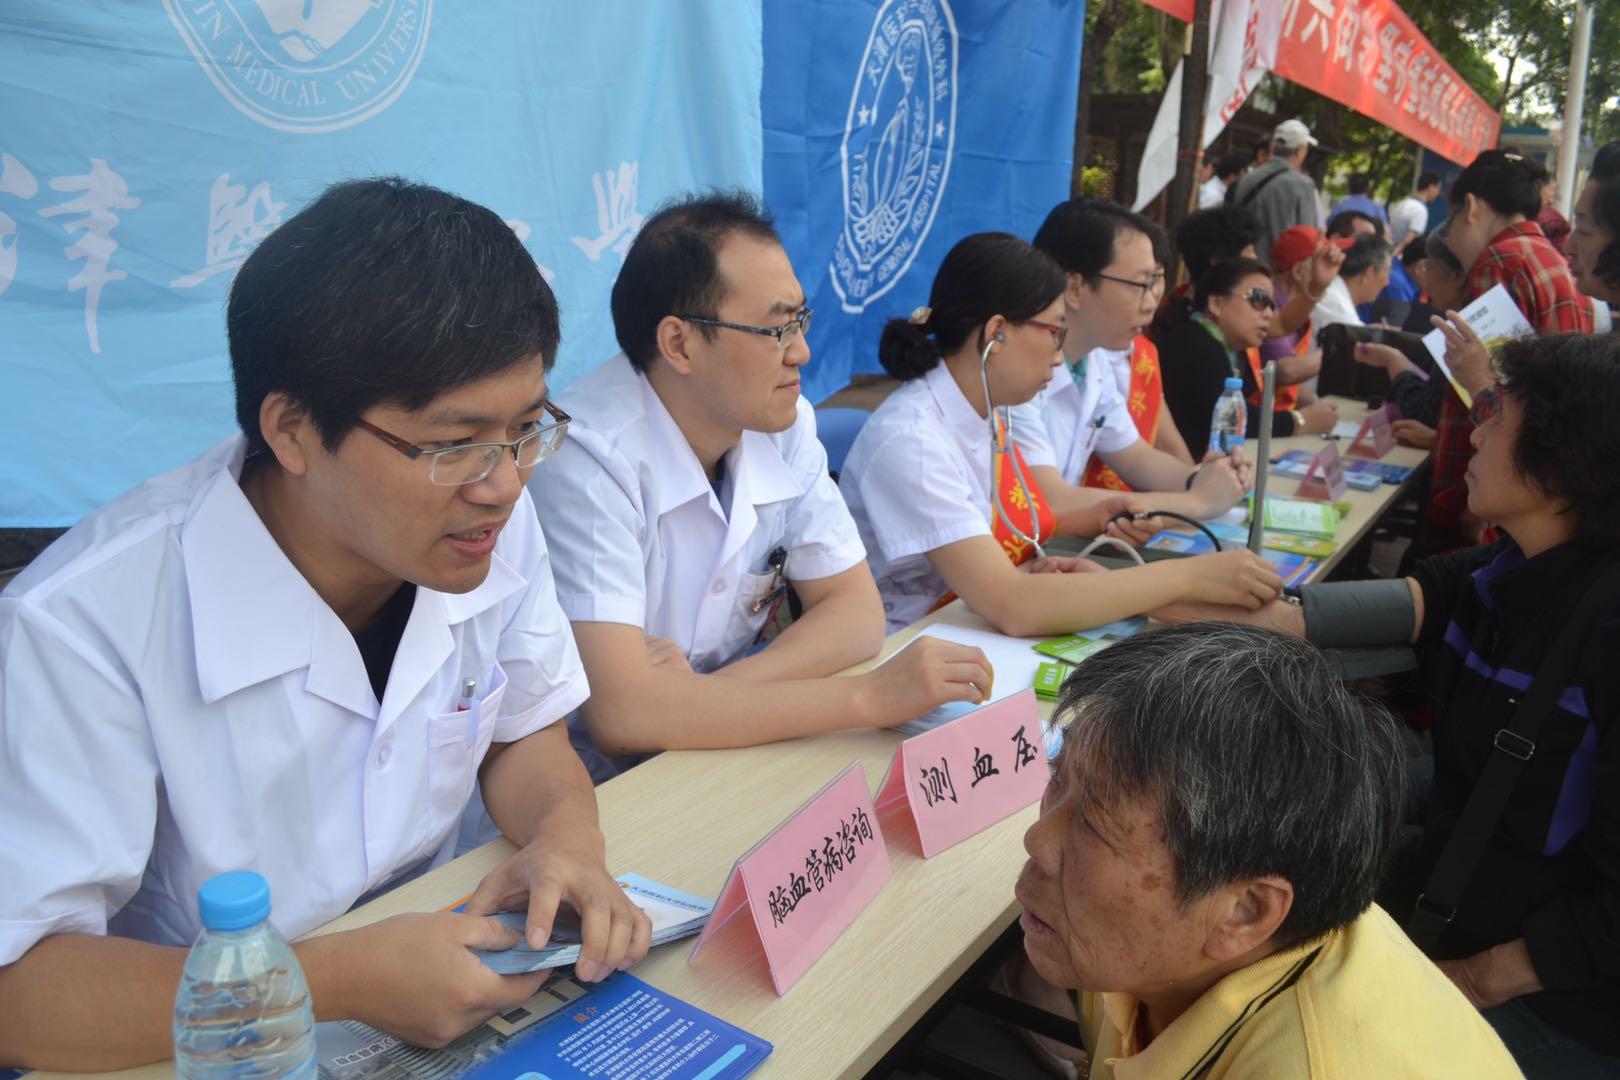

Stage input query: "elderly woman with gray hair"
[{"left": 1014, "top": 622, "right": 1519, "bottom": 1077}]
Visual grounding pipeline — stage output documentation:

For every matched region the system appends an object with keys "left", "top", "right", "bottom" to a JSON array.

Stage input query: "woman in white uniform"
[{"left": 840, "top": 233, "right": 1283, "bottom": 635}]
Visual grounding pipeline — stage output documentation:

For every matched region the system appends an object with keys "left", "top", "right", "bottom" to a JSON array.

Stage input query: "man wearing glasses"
[
  {"left": 1018, "top": 198, "right": 1248, "bottom": 518},
  {"left": 532, "top": 191, "right": 992, "bottom": 783},
  {"left": 0, "top": 178, "right": 649, "bottom": 1071}
]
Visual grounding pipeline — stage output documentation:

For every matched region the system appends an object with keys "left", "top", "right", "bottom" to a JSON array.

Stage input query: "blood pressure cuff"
[{"left": 1299, "top": 578, "right": 1416, "bottom": 650}]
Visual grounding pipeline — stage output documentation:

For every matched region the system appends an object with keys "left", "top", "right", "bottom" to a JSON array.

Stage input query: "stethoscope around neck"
[{"left": 978, "top": 330, "right": 1048, "bottom": 559}]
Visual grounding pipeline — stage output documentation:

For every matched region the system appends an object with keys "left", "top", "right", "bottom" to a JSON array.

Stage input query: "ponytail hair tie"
[{"left": 908, "top": 306, "right": 933, "bottom": 327}]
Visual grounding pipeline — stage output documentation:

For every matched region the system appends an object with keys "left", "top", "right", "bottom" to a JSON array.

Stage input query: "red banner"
[{"left": 1137, "top": 0, "right": 1500, "bottom": 164}]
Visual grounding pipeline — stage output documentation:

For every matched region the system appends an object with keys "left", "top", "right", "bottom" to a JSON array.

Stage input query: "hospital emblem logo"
[
  {"left": 164, "top": 0, "right": 432, "bottom": 134},
  {"left": 830, "top": 0, "right": 958, "bottom": 314}
]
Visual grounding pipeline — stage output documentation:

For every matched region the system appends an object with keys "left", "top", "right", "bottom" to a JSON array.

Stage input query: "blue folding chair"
[{"left": 814, "top": 407, "right": 870, "bottom": 480}]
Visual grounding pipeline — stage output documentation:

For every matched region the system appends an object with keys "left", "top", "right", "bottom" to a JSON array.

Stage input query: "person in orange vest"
[
  {"left": 1022, "top": 198, "right": 1249, "bottom": 514},
  {"left": 839, "top": 232, "right": 1283, "bottom": 637}
]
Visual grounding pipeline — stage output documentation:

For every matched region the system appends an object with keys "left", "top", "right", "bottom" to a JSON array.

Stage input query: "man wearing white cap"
[{"left": 1228, "top": 119, "right": 1323, "bottom": 260}]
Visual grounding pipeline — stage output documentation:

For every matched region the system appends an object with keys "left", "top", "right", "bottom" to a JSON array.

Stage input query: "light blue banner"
[
  {"left": 762, "top": 0, "right": 1085, "bottom": 404},
  {"left": 0, "top": 1, "right": 763, "bottom": 526}
]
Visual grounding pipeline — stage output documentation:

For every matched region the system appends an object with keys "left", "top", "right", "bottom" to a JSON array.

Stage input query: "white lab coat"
[
  {"left": 1016, "top": 351, "right": 1141, "bottom": 485},
  {"left": 839, "top": 363, "right": 1059, "bottom": 633},
  {"left": 530, "top": 355, "right": 866, "bottom": 780},
  {"left": 0, "top": 437, "right": 587, "bottom": 963}
]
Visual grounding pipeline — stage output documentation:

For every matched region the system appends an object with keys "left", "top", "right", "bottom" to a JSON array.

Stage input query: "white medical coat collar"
[
  {"left": 924, "top": 361, "right": 994, "bottom": 463},
  {"left": 637, "top": 372, "right": 804, "bottom": 566},
  {"left": 182, "top": 439, "right": 526, "bottom": 721}
]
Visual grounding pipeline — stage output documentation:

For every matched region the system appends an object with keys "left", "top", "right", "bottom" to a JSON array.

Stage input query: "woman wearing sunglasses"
[
  {"left": 1159, "top": 333, "right": 1620, "bottom": 1076},
  {"left": 1159, "top": 257, "right": 1339, "bottom": 454},
  {"left": 838, "top": 232, "right": 1281, "bottom": 637}
]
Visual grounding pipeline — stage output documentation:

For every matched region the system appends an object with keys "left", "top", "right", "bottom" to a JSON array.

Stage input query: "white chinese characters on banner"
[
  {"left": 171, "top": 174, "right": 286, "bottom": 289},
  {"left": 39, "top": 158, "right": 141, "bottom": 355},
  {"left": 570, "top": 161, "right": 645, "bottom": 264},
  {"left": 0, "top": 153, "right": 40, "bottom": 299}
]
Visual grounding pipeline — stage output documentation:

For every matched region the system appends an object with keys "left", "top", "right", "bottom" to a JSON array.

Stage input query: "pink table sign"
[
  {"left": 689, "top": 762, "right": 891, "bottom": 995},
  {"left": 1295, "top": 441, "right": 1348, "bottom": 500},
  {"left": 874, "top": 690, "right": 1048, "bottom": 858},
  {"left": 1345, "top": 409, "right": 1396, "bottom": 459}
]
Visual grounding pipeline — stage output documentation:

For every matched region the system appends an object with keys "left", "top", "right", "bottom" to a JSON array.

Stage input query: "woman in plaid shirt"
[{"left": 1424, "top": 151, "right": 1596, "bottom": 554}]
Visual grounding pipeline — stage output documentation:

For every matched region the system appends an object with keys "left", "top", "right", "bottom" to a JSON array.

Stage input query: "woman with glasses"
[
  {"left": 1159, "top": 257, "right": 1339, "bottom": 455},
  {"left": 839, "top": 232, "right": 1281, "bottom": 637},
  {"left": 1160, "top": 333, "right": 1620, "bottom": 1077}
]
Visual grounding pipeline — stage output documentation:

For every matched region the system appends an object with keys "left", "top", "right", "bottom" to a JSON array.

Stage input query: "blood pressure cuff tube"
[{"left": 1299, "top": 578, "right": 1416, "bottom": 650}]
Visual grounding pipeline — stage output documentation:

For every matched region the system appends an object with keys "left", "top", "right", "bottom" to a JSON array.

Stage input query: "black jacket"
[
  {"left": 1157, "top": 314, "right": 1299, "bottom": 454},
  {"left": 1410, "top": 538, "right": 1620, "bottom": 1054}
]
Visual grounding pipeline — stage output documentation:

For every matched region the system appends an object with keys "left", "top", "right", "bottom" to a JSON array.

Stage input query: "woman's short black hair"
[
  {"left": 1590, "top": 176, "right": 1620, "bottom": 288},
  {"left": 229, "top": 176, "right": 559, "bottom": 458},
  {"left": 1450, "top": 150, "right": 1548, "bottom": 221},
  {"left": 1497, "top": 333, "right": 1620, "bottom": 546},
  {"left": 610, "top": 190, "right": 779, "bottom": 373},
  {"left": 878, "top": 232, "right": 1064, "bottom": 381},
  {"left": 1192, "top": 256, "right": 1272, "bottom": 314},
  {"left": 1176, "top": 205, "right": 1262, "bottom": 281}
]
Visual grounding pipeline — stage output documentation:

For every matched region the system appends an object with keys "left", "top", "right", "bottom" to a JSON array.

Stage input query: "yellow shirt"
[{"left": 1079, "top": 905, "right": 1523, "bottom": 1079}]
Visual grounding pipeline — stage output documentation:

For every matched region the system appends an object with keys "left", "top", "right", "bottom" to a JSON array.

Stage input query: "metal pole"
[{"left": 1557, "top": 0, "right": 1595, "bottom": 214}]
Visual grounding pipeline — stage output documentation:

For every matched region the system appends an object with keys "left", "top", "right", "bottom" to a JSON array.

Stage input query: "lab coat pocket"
[{"left": 425, "top": 663, "right": 508, "bottom": 824}]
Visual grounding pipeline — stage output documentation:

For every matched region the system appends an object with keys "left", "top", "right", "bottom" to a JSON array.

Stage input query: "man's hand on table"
[
  {"left": 857, "top": 635, "right": 996, "bottom": 726},
  {"left": 464, "top": 834, "right": 652, "bottom": 983},
  {"left": 320, "top": 911, "right": 551, "bottom": 1049}
]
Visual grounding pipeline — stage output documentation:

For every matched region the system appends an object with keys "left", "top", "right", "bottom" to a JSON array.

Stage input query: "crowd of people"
[{"left": 2, "top": 117, "right": 1619, "bottom": 1079}]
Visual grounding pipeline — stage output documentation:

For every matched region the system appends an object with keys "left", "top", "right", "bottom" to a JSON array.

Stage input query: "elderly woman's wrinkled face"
[{"left": 1015, "top": 742, "right": 1220, "bottom": 994}]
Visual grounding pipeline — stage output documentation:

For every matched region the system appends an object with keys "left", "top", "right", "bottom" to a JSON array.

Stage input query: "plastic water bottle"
[
  {"left": 1208, "top": 376, "right": 1247, "bottom": 455},
  {"left": 174, "top": 871, "right": 316, "bottom": 1079}
]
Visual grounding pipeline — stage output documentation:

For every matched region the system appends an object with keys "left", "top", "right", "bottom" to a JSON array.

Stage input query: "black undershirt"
[{"left": 353, "top": 582, "right": 417, "bottom": 702}]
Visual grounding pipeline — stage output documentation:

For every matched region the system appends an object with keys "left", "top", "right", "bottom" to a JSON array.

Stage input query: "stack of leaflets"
[
  {"left": 473, "top": 874, "right": 712, "bottom": 975},
  {"left": 1272, "top": 449, "right": 1414, "bottom": 487},
  {"left": 1256, "top": 495, "right": 1340, "bottom": 539},
  {"left": 1034, "top": 661, "right": 1066, "bottom": 701}
]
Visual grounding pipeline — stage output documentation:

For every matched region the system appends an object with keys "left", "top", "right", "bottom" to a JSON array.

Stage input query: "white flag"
[{"left": 1132, "top": 0, "right": 1282, "bottom": 211}]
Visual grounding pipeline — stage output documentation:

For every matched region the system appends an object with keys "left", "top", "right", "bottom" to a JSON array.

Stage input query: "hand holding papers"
[
  {"left": 1421, "top": 285, "right": 1535, "bottom": 407},
  {"left": 474, "top": 873, "right": 713, "bottom": 975}
]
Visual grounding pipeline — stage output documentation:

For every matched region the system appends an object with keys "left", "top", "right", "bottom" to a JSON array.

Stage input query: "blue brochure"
[{"left": 458, "top": 972, "right": 769, "bottom": 1080}]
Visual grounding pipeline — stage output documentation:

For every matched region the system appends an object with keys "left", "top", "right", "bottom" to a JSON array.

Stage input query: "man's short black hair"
[
  {"left": 610, "top": 190, "right": 779, "bottom": 373},
  {"left": 1251, "top": 137, "right": 1270, "bottom": 163},
  {"left": 1034, "top": 198, "right": 1161, "bottom": 281},
  {"left": 1326, "top": 208, "right": 1385, "bottom": 241},
  {"left": 1215, "top": 153, "right": 1247, "bottom": 182},
  {"left": 1417, "top": 171, "right": 1442, "bottom": 191},
  {"left": 229, "top": 177, "right": 559, "bottom": 458},
  {"left": 1498, "top": 333, "right": 1620, "bottom": 545},
  {"left": 1450, "top": 150, "right": 1548, "bottom": 220},
  {"left": 1348, "top": 172, "right": 1372, "bottom": 195},
  {"left": 1176, "top": 205, "right": 1262, "bottom": 282}
]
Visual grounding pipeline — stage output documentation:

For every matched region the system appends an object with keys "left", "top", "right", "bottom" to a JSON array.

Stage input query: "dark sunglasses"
[{"left": 1233, "top": 287, "right": 1277, "bottom": 313}]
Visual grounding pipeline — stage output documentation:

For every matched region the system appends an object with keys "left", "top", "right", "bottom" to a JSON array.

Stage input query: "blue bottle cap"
[
  {"left": 198, "top": 871, "right": 271, "bottom": 932},
  {"left": 1224, "top": 377, "right": 1244, "bottom": 390}
]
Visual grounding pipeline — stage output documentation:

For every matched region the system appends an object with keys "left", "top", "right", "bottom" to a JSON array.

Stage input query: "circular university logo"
[
  {"left": 830, "top": 0, "right": 958, "bottom": 314},
  {"left": 163, "top": 0, "right": 433, "bottom": 134}
]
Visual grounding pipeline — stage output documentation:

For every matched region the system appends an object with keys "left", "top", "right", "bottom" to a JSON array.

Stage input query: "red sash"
[
  {"left": 1084, "top": 336, "right": 1164, "bottom": 492},
  {"left": 991, "top": 415, "right": 1055, "bottom": 567}
]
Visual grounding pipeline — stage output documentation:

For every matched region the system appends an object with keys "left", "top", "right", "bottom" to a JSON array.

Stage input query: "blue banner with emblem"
[
  {"left": 0, "top": 1, "right": 762, "bottom": 526},
  {"left": 762, "top": 0, "right": 1086, "bottom": 404}
]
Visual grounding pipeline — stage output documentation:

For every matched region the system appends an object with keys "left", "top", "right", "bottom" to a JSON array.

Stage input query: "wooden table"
[
  {"left": 39, "top": 604, "right": 1043, "bottom": 1080},
  {"left": 1253, "top": 395, "right": 1430, "bottom": 580}
]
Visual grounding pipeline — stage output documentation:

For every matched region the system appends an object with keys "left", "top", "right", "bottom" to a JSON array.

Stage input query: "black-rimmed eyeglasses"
[
  {"left": 678, "top": 308, "right": 813, "bottom": 349},
  {"left": 355, "top": 401, "right": 570, "bottom": 486}
]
